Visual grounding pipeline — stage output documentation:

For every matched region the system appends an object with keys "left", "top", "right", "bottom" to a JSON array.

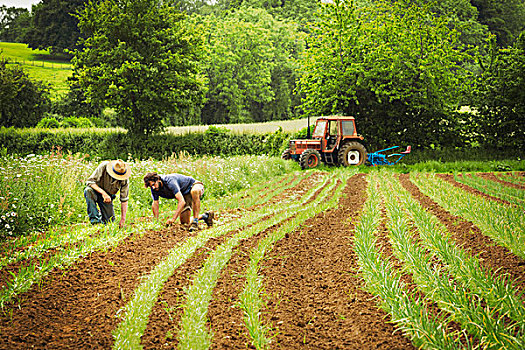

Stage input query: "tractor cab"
[{"left": 312, "top": 117, "right": 358, "bottom": 151}]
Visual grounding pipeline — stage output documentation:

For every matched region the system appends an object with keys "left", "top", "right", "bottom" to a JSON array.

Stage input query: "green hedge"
[{"left": 0, "top": 127, "right": 290, "bottom": 159}]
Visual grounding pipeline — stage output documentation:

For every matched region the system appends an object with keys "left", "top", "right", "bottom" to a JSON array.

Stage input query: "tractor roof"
[{"left": 316, "top": 116, "right": 355, "bottom": 121}]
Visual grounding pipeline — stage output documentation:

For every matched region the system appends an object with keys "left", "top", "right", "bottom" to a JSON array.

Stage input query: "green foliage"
[
  {"left": 36, "top": 117, "right": 60, "bottom": 128},
  {"left": 22, "top": 0, "right": 84, "bottom": 54},
  {"left": 407, "top": 0, "right": 488, "bottom": 48},
  {"left": 0, "top": 58, "right": 50, "bottom": 128},
  {"left": 471, "top": 0, "right": 525, "bottom": 47},
  {"left": 0, "top": 6, "right": 30, "bottom": 43},
  {"left": 0, "top": 128, "right": 290, "bottom": 160},
  {"left": 297, "top": 0, "right": 475, "bottom": 150},
  {"left": 193, "top": 7, "right": 304, "bottom": 125},
  {"left": 73, "top": 0, "right": 206, "bottom": 137},
  {"left": 473, "top": 32, "right": 525, "bottom": 152}
]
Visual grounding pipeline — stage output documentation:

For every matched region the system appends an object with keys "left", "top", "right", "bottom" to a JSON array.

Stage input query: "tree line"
[{"left": 0, "top": 0, "right": 524, "bottom": 152}]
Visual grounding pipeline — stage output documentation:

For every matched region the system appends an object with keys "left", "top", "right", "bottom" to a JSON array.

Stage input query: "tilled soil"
[
  {"left": 0, "top": 171, "right": 523, "bottom": 349},
  {"left": 400, "top": 174, "right": 525, "bottom": 291},
  {"left": 0, "top": 172, "right": 324, "bottom": 349},
  {"left": 476, "top": 172, "right": 525, "bottom": 190},
  {"left": 257, "top": 174, "right": 415, "bottom": 349},
  {"left": 0, "top": 226, "right": 194, "bottom": 349}
]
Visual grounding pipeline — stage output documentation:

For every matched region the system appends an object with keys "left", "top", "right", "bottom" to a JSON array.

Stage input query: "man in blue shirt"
[{"left": 143, "top": 172, "right": 214, "bottom": 231}]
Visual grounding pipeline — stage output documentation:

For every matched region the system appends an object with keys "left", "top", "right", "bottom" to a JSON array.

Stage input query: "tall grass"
[{"left": 0, "top": 152, "right": 298, "bottom": 240}]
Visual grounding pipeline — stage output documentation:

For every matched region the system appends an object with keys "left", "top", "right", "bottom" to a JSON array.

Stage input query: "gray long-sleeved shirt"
[{"left": 86, "top": 161, "right": 129, "bottom": 202}]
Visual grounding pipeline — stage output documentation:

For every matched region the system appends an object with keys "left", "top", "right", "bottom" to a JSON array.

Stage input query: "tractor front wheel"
[
  {"left": 281, "top": 149, "right": 292, "bottom": 160},
  {"left": 338, "top": 142, "right": 367, "bottom": 166},
  {"left": 299, "top": 149, "right": 321, "bottom": 170}
]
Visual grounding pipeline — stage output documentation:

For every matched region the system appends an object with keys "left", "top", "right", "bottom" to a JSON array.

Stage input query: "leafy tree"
[
  {"left": 73, "top": 0, "right": 206, "bottom": 137},
  {"left": 471, "top": 0, "right": 525, "bottom": 47},
  {"left": 52, "top": 73, "right": 103, "bottom": 122},
  {"left": 406, "top": 0, "right": 487, "bottom": 48},
  {"left": 195, "top": 7, "right": 304, "bottom": 125},
  {"left": 0, "top": 58, "right": 50, "bottom": 128},
  {"left": 0, "top": 6, "right": 31, "bottom": 42},
  {"left": 297, "top": 0, "right": 474, "bottom": 149},
  {"left": 473, "top": 32, "right": 525, "bottom": 151},
  {"left": 23, "top": 0, "right": 87, "bottom": 54},
  {"left": 236, "top": 0, "right": 319, "bottom": 24}
]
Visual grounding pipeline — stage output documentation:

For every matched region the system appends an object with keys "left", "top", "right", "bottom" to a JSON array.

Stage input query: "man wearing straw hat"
[{"left": 84, "top": 159, "right": 131, "bottom": 228}]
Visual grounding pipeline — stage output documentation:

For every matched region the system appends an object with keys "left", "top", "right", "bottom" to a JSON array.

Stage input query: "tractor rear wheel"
[
  {"left": 299, "top": 149, "right": 321, "bottom": 169},
  {"left": 338, "top": 142, "right": 367, "bottom": 166},
  {"left": 281, "top": 149, "right": 291, "bottom": 160}
]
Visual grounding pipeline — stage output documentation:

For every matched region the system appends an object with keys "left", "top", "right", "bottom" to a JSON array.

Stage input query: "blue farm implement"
[{"left": 367, "top": 146, "right": 411, "bottom": 166}]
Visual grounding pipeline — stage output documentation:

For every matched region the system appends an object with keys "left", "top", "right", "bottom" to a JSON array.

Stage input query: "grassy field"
[
  {"left": 0, "top": 42, "right": 72, "bottom": 98},
  {"left": 166, "top": 117, "right": 313, "bottom": 135}
]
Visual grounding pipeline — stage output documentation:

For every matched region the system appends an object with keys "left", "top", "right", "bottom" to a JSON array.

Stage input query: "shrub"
[
  {"left": 36, "top": 117, "right": 60, "bottom": 129},
  {"left": 0, "top": 58, "right": 50, "bottom": 128},
  {"left": 61, "top": 117, "right": 93, "bottom": 128},
  {"left": 0, "top": 128, "right": 292, "bottom": 160}
]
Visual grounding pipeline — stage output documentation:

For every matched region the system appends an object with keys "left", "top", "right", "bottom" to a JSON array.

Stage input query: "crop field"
[{"left": 0, "top": 154, "right": 524, "bottom": 349}]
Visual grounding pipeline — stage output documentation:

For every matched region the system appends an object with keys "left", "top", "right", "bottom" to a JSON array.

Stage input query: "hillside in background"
[{"left": 0, "top": 42, "right": 72, "bottom": 98}]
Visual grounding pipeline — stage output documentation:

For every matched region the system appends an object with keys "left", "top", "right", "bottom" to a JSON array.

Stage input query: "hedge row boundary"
[{"left": 0, "top": 128, "right": 290, "bottom": 160}]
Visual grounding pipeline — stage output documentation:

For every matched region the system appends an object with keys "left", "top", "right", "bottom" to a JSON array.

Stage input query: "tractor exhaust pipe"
[{"left": 307, "top": 115, "right": 311, "bottom": 139}]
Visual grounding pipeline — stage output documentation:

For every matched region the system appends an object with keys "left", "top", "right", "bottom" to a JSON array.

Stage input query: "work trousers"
[{"left": 84, "top": 186, "right": 115, "bottom": 224}]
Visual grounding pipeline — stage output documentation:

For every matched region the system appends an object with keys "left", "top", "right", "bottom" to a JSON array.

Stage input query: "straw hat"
[{"left": 107, "top": 159, "right": 131, "bottom": 180}]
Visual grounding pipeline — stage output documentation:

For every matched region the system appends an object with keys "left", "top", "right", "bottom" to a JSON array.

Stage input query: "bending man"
[
  {"left": 84, "top": 159, "right": 130, "bottom": 228},
  {"left": 143, "top": 172, "right": 214, "bottom": 231}
]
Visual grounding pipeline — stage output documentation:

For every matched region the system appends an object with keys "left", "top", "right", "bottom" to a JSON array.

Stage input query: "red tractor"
[{"left": 282, "top": 116, "right": 367, "bottom": 169}]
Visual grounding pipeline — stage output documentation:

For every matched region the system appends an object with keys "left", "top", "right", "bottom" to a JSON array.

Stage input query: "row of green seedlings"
[
  {"left": 496, "top": 172, "right": 525, "bottom": 186},
  {"left": 237, "top": 170, "right": 349, "bottom": 349},
  {"left": 112, "top": 169, "right": 352, "bottom": 349},
  {"left": 453, "top": 173, "right": 525, "bottom": 208},
  {"left": 0, "top": 220, "right": 162, "bottom": 308},
  {"left": 354, "top": 172, "right": 525, "bottom": 349},
  {"left": 0, "top": 171, "right": 303, "bottom": 310},
  {"left": 380, "top": 172, "right": 524, "bottom": 348},
  {"left": 111, "top": 170, "right": 315, "bottom": 348},
  {"left": 353, "top": 173, "right": 461, "bottom": 349},
  {"left": 411, "top": 173, "right": 525, "bottom": 260}
]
